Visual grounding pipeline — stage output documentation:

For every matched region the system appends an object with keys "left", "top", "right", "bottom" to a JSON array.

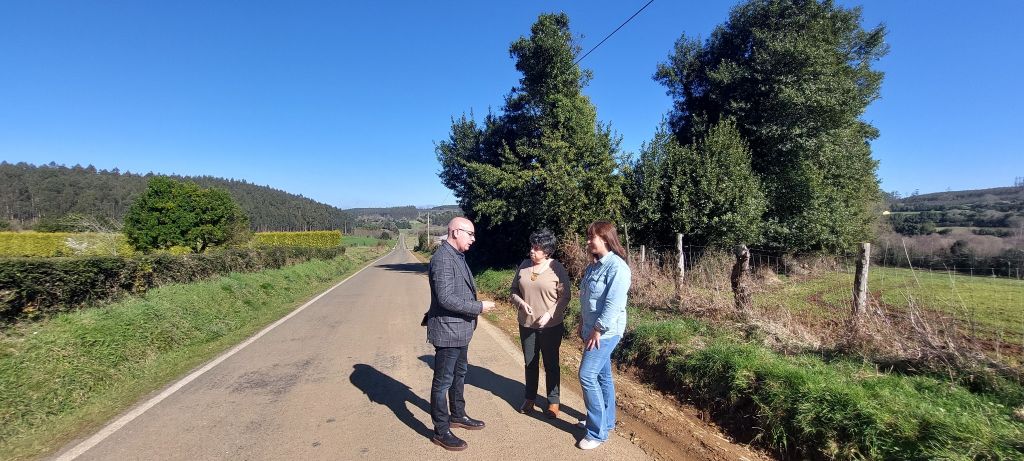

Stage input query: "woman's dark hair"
[
  {"left": 587, "top": 220, "right": 627, "bottom": 260},
  {"left": 529, "top": 228, "right": 557, "bottom": 256}
]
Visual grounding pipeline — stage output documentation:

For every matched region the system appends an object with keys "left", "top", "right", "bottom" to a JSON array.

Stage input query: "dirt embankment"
[{"left": 482, "top": 299, "right": 773, "bottom": 461}]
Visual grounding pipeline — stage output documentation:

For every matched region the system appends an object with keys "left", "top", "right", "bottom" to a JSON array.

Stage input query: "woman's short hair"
[{"left": 529, "top": 229, "right": 557, "bottom": 256}]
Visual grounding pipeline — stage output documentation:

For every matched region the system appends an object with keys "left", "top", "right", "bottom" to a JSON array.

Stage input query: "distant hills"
[
  {"left": 887, "top": 185, "right": 1023, "bottom": 236},
  {"left": 344, "top": 205, "right": 461, "bottom": 220},
  {"left": 0, "top": 161, "right": 354, "bottom": 231},
  {"left": 892, "top": 186, "right": 1024, "bottom": 212}
]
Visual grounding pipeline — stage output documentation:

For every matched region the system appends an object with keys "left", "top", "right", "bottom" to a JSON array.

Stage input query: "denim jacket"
[{"left": 579, "top": 251, "right": 631, "bottom": 339}]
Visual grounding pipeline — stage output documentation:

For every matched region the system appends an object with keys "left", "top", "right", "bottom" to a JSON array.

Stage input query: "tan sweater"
[{"left": 510, "top": 259, "right": 570, "bottom": 328}]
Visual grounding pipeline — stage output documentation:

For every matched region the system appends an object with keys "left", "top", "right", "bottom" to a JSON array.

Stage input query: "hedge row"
[
  {"left": 0, "top": 232, "right": 135, "bottom": 257},
  {"left": 252, "top": 230, "right": 342, "bottom": 248},
  {"left": 0, "top": 245, "right": 346, "bottom": 321}
]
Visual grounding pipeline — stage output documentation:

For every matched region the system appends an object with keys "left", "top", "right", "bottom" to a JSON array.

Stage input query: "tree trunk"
[
  {"left": 731, "top": 244, "right": 752, "bottom": 314},
  {"left": 852, "top": 242, "right": 871, "bottom": 319},
  {"left": 674, "top": 233, "right": 685, "bottom": 304}
]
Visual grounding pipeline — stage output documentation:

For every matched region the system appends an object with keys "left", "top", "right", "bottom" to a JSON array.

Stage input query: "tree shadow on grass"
[{"left": 349, "top": 364, "right": 432, "bottom": 438}]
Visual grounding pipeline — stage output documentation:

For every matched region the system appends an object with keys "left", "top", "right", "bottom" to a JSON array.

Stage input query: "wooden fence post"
[
  {"left": 640, "top": 245, "right": 646, "bottom": 264},
  {"left": 731, "top": 244, "right": 752, "bottom": 314},
  {"left": 675, "top": 233, "right": 685, "bottom": 303},
  {"left": 852, "top": 242, "right": 871, "bottom": 319},
  {"left": 624, "top": 224, "right": 631, "bottom": 263}
]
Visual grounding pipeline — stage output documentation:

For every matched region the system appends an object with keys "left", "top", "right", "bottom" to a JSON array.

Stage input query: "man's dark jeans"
[{"left": 431, "top": 345, "right": 468, "bottom": 434}]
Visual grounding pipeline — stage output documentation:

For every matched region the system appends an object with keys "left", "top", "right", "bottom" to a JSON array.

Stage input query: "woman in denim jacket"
[{"left": 576, "top": 220, "right": 631, "bottom": 450}]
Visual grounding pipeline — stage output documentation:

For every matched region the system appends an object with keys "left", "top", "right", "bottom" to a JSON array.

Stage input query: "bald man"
[{"left": 425, "top": 217, "right": 495, "bottom": 451}]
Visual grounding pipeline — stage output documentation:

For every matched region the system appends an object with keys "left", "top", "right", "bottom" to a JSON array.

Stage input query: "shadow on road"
[
  {"left": 349, "top": 364, "right": 433, "bottom": 438},
  {"left": 378, "top": 262, "right": 428, "bottom": 274},
  {"left": 417, "top": 355, "right": 585, "bottom": 437}
]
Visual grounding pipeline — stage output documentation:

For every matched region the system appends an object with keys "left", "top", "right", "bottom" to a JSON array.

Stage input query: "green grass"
[
  {"left": 619, "top": 317, "right": 1024, "bottom": 460},
  {"left": 474, "top": 267, "right": 516, "bottom": 295},
  {"left": 756, "top": 266, "right": 1024, "bottom": 343},
  {"left": 0, "top": 246, "right": 387, "bottom": 460},
  {"left": 341, "top": 236, "right": 382, "bottom": 246}
]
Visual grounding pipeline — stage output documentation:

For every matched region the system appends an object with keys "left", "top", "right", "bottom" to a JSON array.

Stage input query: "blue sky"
[{"left": 1, "top": 1, "right": 1021, "bottom": 208}]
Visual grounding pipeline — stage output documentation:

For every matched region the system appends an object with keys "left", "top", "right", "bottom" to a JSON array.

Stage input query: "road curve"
[{"left": 52, "top": 237, "right": 651, "bottom": 460}]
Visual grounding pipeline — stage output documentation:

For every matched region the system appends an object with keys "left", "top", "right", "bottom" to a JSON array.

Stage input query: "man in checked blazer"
[{"left": 426, "top": 217, "right": 495, "bottom": 451}]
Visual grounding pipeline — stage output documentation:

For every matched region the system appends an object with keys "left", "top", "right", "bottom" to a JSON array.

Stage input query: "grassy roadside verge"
[
  {"left": 619, "top": 318, "right": 1024, "bottom": 459},
  {"left": 0, "top": 246, "right": 388, "bottom": 460},
  {"left": 471, "top": 267, "right": 1024, "bottom": 460}
]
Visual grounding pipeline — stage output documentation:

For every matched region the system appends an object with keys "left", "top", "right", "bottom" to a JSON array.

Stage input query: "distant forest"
[{"left": 0, "top": 162, "right": 354, "bottom": 232}]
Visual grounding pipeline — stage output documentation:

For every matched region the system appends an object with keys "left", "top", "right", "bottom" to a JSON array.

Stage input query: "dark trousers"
[
  {"left": 430, "top": 345, "right": 468, "bottom": 434},
  {"left": 519, "top": 322, "right": 564, "bottom": 404}
]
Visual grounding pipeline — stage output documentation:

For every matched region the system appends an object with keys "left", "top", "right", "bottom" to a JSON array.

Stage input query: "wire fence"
[
  {"left": 629, "top": 242, "right": 1024, "bottom": 280},
  {"left": 617, "top": 240, "right": 1024, "bottom": 362}
]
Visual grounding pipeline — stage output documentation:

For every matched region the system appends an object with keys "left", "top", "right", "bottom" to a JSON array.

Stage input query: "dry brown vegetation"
[{"left": 614, "top": 245, "right": 1023, "bottom": 377}]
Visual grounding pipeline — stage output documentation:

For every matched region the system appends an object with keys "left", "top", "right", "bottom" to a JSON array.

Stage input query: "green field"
[
  {"left": 756, "top": 266, "right": 1024, "bottom": 343},
  {"left": 341, "top": 235, "right": 383, "bottom": 246}
]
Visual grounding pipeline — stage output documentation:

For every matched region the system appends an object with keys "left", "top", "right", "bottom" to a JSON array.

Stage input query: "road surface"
[{"left": 53, "top": 236, "right": 651, "bottom": 460}]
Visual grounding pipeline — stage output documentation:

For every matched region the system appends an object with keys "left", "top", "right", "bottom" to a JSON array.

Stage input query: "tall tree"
[
  {"left": 438, "top": 13, "right": 624, "bottom": 265},
  {"left": 622, "top": 128, "right": 672, "bottom": 245},
  {"left": 624, "top": 120, "right": 765, "bottom": 248},
  {"left": 660, "top": 119, "right": 765, "bottom": 247},
  {"left": 654, "top": 0, "right": 887, "bottom": 253}
]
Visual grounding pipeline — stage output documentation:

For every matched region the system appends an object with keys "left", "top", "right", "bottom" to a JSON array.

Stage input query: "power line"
[{"left": 575, "top": 0, "right": 655, "bottom": 65}]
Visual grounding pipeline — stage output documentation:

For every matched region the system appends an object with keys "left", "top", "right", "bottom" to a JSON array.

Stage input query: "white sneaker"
[
  {"left": 576, "top": 419, "right": 586, "bottom": 428},
  {"left": 578, "top": 437, "right": 603, "bottom": 450}
]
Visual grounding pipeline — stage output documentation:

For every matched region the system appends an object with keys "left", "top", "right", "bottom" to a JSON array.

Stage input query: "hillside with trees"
[{"left": 0, "top": 162, "right": 353, "bottom": 232}]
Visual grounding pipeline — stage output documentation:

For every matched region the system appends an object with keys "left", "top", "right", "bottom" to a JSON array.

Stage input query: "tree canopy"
[
  {"left": 654, "top": 0, "right": 887, "bottom": 253},
  {"left": 123, "top": 177, "right": 250, "bottom": 253},
  {"left": 626, "top": 120, "right": 765, "bottom": 248},
  {"left": 437, "top": 13, "right": 624, "bottom": 265}
]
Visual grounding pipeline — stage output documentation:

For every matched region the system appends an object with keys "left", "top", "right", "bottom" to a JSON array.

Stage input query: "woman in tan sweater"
[{"left": 510, "top": 229, "right": 570, "bottom": 419}]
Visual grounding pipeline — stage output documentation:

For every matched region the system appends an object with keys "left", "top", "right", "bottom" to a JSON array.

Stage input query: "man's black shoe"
[
  {"left": 450, "top": 415, "right": 485, "bottom": 430},
  {"left": 432, "top": 430, "right": 468, "bottom": 451}
]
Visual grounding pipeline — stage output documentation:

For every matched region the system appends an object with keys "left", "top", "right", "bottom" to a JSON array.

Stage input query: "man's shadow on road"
[
  {"left": 349, "top": 364, "right": 432, "bottom": 438},
  {"left": 417, "top": 355, "right": 586, "bottom": 437}
]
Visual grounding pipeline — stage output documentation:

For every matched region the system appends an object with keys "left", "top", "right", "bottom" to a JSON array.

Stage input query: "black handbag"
[{"left": 420, "top": 312, "right": 428, "bottom": 327}]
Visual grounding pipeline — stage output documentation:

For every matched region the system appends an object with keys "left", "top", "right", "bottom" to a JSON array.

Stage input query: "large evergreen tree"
[
  {"left": 654, "top": 0, "right": 887, "bottom": 253},
  {"left": 438, "top": 13, "right": 624, "bottom": 265},
  {"left": 661, "top": 120, "right": 765, "bottom": 247},
  {"left": 624, "top": 120, "right": 764, "bottom": 248}
]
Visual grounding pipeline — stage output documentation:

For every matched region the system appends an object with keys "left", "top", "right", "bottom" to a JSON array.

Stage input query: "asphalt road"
[{"left": 52, "top": 236, "right": 651, "bottom": 460}]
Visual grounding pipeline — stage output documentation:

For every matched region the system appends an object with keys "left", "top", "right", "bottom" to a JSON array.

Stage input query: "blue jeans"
[
  {"left": 430, "top": 345, "right": 468, "bottom": 434},
  {"left": 578, "top": 334, "right": 621, "bottom": 442}
]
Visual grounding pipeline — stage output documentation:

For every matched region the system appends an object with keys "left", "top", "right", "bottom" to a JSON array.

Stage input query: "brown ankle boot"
[
  {"left": 518, "top": 400, "right": 535, "bottom": 414},
  {"left": 545, "top": 403, "right": 559, "bottom": 419}
]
